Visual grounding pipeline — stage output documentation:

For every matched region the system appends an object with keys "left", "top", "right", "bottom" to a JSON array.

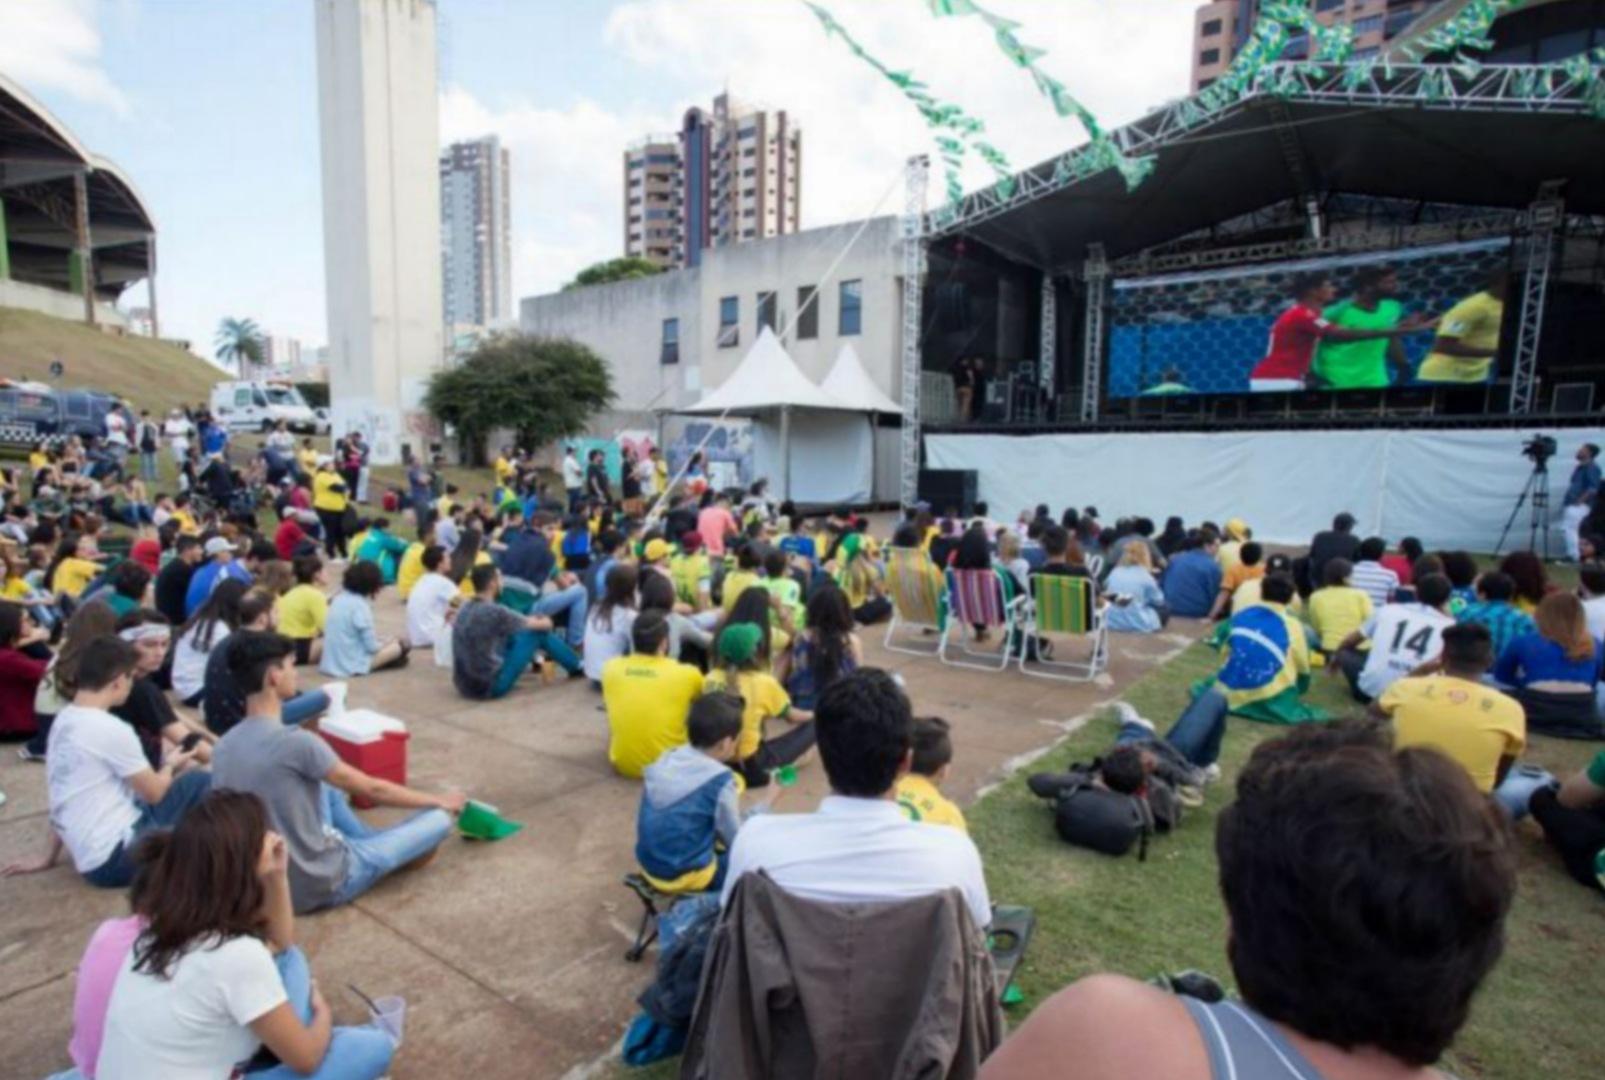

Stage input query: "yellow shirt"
[
  {"left": 1307, "top": 585, "right": 1374, "bottom": 651},
  {"left": 296, "top": 447, "right": 318, "bottom": 476},
  {"left": 1379, "top": 675, "right": 1525, "bottom": 793},
  {"left": 1217, "top": 540, "right": 1243, "bottom": 574},
  {"left": 28, "top": 451, "right": 50, "bottom": 472},
  {"left": 603, "top": 653, "right": 705, "bottom": 779},
  {"left": 312, "top": 470, "right": 348, "bottom": 512},
  {"left": 434, "top": 494, "right": 455, "bottom": 518},
  {"left": 654, "top": 459, "right": 668, "bottom": 492},
  {"left": 494, "top": 456, "right": 515, "bottom": 484},
  {"left": 721, "top": 569, "right": 764, "bottom": 614},
  {"left": 395, "top": 543, "right": 426, "bottom": 600},
  {"left": 670, "top": 553, "right": 712, "bottom": 608},
  {"left": 53, "top": 557, "right": 101, "bottom": 598},
  {"left": 458, "top": 551, "right": 493, "bottom": 597},
  {"left": 1221, "top": 562, "right": 1264, "bottom": 596},
  {"left": 1419, "top": 291, "right": 1504, "bottom": 383},
  {"left": 277, "top": 584, "right": 328, "bottom": 640},
  {"left": 1231, "top": 577, "right": 1302, "bottom": 617},
  {"left": 705, "top": 668, "right": 791, "bottom": 760},
  {"left": 172, "top": 509, "right": 199, "bottom": 536},
  {"left": 896, "top": 773, "right": 968, "bottom": 832},
  {"left": 3, "top": 576, "right": 32, "bottom": 601}
]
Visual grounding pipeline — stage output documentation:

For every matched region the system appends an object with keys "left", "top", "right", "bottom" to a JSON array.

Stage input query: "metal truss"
[
  {"left": 899, "top": 154, "right": 929, "bottom": 509},
  {"left": 1079, "top": 244, "right": 1107, "bottom": 424},
  {"left": 928, "top": 61, "right": 1604, "bottom": 241},
  {"left": 1038, "top": 274, "right": 1057, "bottom": 394},
  {"left": 1511, "top": 180, "right": 1566, "bottom": 414}
]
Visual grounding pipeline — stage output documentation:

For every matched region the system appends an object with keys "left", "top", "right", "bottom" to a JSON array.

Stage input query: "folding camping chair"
[
  {"left": 1021, "top": 573, "right": 1109, "bottom": 682},
  {"left": 939, "top": 567, "right": 1026, "bottom": 672},
  {"left": 883, "top": 546, "right": 947, "bottom": 657}
]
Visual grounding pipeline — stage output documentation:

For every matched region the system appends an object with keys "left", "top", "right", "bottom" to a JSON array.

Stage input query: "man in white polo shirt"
[{"left": 721, "top": 668, "right": 990, "bottom": 929}]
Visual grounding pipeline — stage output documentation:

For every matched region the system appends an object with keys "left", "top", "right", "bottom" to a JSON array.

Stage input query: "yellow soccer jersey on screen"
[{"left": 1418, "top": 292, "right": 1503, "bottom": 383}]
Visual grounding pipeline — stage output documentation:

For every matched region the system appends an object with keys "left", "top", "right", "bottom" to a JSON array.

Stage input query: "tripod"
[{"left": 1493, "top": 461, "right": 1552, "bottom": 558}]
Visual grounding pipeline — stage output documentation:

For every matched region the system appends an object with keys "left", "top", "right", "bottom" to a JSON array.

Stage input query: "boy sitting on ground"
[
  {"left": 1306, "top": 557, "right": 1373, "bottom": 655},
  {"left": 1457, "top": 570, "right": 1535, "bottom": 659},
  {"left": 895, "top": 716, "right": 967, "bottom": 832},
  {"left": 636, "top": 692, "right": 779, "bottom": 892},
  {"left": 604, "top": 611, "right": 705, "bottom": 779}
]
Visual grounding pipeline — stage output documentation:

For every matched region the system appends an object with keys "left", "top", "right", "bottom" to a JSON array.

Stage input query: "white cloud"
[{"left": 0, "top": 0, "right": 129, "bottom": 113}]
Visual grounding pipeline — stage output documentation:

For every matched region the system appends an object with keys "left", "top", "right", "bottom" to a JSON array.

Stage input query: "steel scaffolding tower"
[
  {"left": 1079, "top": 244, "right": 1108, "bottom": 424},
  {"left": 899, "top": 155, "right": 929, "bottom": 509},
  {"left": 1511, "top": 179, "right": 1566, "bottom": 414}
]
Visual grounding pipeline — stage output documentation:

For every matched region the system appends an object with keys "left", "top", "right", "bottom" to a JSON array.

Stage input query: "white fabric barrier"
[
  {"left": 927, "top": 427, "right": 1605, "bottom": 552},
  {"left": 753, "top": 411, "right": 873, "bottom": 505}
]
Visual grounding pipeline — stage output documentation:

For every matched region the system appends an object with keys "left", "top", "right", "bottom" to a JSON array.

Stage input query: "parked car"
[{"left": 210, "top": 380, "right": 318, "bottom": 433}]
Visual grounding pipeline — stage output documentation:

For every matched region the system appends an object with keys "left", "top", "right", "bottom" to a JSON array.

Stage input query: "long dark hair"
[
  {"left": 594, "top": 563, "right": 639, "bottom": 632},
  {"left": 1497, "top": 550, "right": 1548, "bottom": 607},
  {"left": 638, "top": 571, "right": 677, "bottom": 614},
  {"left": 448, "top": 528, "right": 483, "bottom": 585},
  {"left": 953, "top": 525, "right": 992, "bottom": 570},
  {"left": 803, "top": 585, "right": 854, "bottom": 694},
  {"left": 130, "top": 790, "right": 270, "bottom": 979},
  {"left": 54, "top": 600, "right": 122, "bottom": 698},
  {"left": 718, "top": 586, "right": 774, "bottom": 670},
  {"left": 44, "top": 532, "right": 82, "bottom": 592},
  {"left": 181, "top": 577, "right": 250, "bottom": 653}
]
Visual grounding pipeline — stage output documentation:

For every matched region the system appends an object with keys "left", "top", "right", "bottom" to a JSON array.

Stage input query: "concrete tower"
[{"left": 315, "top": 0, "right": 444, "bottom": 464}]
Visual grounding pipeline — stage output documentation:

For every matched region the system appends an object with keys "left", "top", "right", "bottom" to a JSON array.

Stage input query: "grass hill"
[{"left": 0, "top": 306, "right": 225, "bottom": 415}]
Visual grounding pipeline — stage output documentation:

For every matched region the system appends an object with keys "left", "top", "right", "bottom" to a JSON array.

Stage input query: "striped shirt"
[{"left": 1349, "top": 560, "right": 1399, "bottom": 607}]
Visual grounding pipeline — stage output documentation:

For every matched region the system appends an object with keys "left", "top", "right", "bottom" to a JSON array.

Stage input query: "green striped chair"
[
  {"left": 1021, "top": 573, "right": 1108, "bottom": 681},
  {"left": 883, "top": 547, "right": 947, "bottom": 657}
]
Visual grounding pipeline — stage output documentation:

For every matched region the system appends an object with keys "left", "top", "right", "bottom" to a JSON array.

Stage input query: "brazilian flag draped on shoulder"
[{"left": 1194, "top": 605, "right": 1327, "bottom": 725}]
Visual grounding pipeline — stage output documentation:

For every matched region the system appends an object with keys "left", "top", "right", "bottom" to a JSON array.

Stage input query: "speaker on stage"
[{"left": 918, "top": 469, "right": 978, "bottom": 517}]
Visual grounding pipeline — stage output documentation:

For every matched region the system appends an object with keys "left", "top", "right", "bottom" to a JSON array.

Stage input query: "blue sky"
[{"left": 0, "top": 0, "right": 1196, "bottom": 362}]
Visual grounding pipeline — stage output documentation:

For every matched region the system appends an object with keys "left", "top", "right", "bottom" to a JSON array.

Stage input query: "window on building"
[
  {"left": 757, "top": 291, "right": 777, "bottom": 334},
  {"left": 1199, "top": 47, "right": 1221, "bottom": 64},
  {"left": 719, "top": 296, "right": 739, "bottom": 347},
  {"left": 1383, "top": 9, "right": 1418, "bottom": 37},
  {"left": 1353, "top": 14, "right": 1383, "bottom": 35},
  {"left": 796, "top": 286, "right": 819, "bottom": 339},
  {"left": 661, "top": 318, "right": 680, "bottom": 365},
  {"left": 1200, "top": 17, "right": 1222, "bottom": 36},
  {"left": 1198, "top": 76, "right": 1217, "bottom": 89},
  {"left": 1315, "top": 0, "right": 1343, "bottom": 9},
  {"left": 839, "top": 279, "right": 862, "bottom": 336}
]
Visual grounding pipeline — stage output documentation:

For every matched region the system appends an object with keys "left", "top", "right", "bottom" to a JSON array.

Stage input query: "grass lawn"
[{"left": 970, "top": 641, "right": 1604, "bottom": 1080}]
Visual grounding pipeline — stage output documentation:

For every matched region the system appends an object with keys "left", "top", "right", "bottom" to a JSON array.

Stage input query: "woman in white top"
[
  {"left": 170, "top": 579, "right": 250, "bottom": 706},
  {"left": 582, "top": 563, "right": 639, "bottom": 684},
  {"left": 97, "top": 789, "right": 394, "bottom": 1080},
  {"left": 163, "top": 411, "right": 193, "bottom": 466},
  {"left": 404, "top": 546, "right": 459, "bottom": 648}
]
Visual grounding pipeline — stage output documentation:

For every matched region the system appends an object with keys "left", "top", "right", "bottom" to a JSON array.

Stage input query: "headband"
[{"left": 119, "top": 624, "right": 171, "bottom": 643}]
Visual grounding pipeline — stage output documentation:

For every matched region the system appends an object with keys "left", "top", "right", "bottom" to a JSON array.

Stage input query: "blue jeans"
[
  {"left": 531, "top": 583, "right": 589, "bottom": 648},
  {"left": 490, "top": 628, "right": 581, "bottom": 698},
  {"left": 83, "top": 770, "right": 213, "bottom": 888},
  {"left": 1163, "top": 688, "right": 1229, "bottom": 768},
  {"left": 1493, "top": 764, "right": 1555, "bottom": 820},
  {"left": 322, "top": 785, "right": 453, "bottom": 908},
  {"left": 250, "top": 947, "right": 394, "bottom": 1079},
  {"left": 139, "top": 450, "right": 159, "bottom": 481},
  {"left": 283, "top": 689, "right": 331, "bottom": 727}
]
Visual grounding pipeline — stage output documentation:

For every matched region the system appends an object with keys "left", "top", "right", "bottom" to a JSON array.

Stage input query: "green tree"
[
  {"left": 424, "top": 334, "right": 615, "bottom": 463},
  {"left": 214, "top": 317, "right": 265, "bottom": 375},
  {"left": 563, "top": 256, "right": 664, "bottom": 290}
]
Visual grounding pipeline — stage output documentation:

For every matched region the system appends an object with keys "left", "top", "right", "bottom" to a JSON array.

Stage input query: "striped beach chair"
[
  {"left": 883, "top": 546, "right": 947, "bottom": 657},
  {"left": 939, "top": 567, "right": 1025, "bottom": 672},
  {"left": 1021, "top": 573, "right": 1108, "bottom": 681}
]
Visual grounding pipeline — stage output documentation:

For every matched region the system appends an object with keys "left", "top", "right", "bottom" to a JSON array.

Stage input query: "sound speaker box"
[{"left": 917, "top": 469, "right": 978, "bottom": 517}]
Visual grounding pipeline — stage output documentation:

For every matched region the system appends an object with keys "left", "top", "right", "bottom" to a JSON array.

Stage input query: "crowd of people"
[{"left": 2, "top": 421, "right": 1603, "bottom": 1079}]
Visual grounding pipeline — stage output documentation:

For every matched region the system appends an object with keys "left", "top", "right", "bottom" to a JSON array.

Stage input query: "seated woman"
[
  {"left": 1492, "top": 592, "right": 1604, "bottom": 739},
  {"left": 352, "top": 516, "right": 410, "bottom": 585},
  {"left": 1530, "top": 750, "right": 1605, "bottom": 894},
  {"left": 705, "top": 618, "right": 815, "bottom": 789},
  {"left": 637, "top": 570, "right": 711, "bottom": 667},
  {"left": 980, "top": 721, "right": 1515, "bottom": 1080},
  {"left": 0, "top": 601, "right": 50, "bottom": 740},
  {"left": 95, "top": 790, "right": 394, "bottom": 1080},
  {"left": 171, "top": 579, "right": 251, "bottom": 707},
  {"left": 202, "top": 590, "right": 330, "bottom": 737},
  {"left": 1498, "top": 549, "right": 1550, "bottom": 614},
  {"left": 321, "top": 561, "right": 409, "bottom": 679},
  {"left": 1103, "top": 543, "right": 1168, "bottom": 634},
  {"left": 775, "top": 585, "right": 862, "bottom": 710},
  {"left": 583, "top": 564, "right": 640, "bottom": 685},
  {"left": 113, "top": 609, "right": 215, "bottom": 769}
]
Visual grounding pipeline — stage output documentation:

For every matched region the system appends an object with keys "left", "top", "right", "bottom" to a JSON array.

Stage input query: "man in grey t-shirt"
[
  {"left": 452, "top": 565, "right": 582, "bottom": 700},
  {"left": 211, "top": 630, "right": 467, "bottom": 912}
]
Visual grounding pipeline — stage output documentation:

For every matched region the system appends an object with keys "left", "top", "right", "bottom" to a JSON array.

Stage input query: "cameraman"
[{"left": 1563, "top": 443, "right": 1601, "bottom": 562}]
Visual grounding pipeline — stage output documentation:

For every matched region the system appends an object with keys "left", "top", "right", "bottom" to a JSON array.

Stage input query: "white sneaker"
[
  {"left": 1112, "top": 701, "right": 1155, "bottom": 733},
  {"left": 1202, "top": 763, "right": 1222, "bottom": 785}
]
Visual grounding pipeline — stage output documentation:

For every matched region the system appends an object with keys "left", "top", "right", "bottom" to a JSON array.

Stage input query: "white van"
[{"left": 210, "top": 380, "right": 318, "bottom": 433}]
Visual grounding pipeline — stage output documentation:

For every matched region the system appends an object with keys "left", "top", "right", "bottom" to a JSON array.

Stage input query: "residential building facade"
[
  {"left": 440, "top": 134, "right": 513, "bottom": 329},
  {"left": 1191, "top": 0, "right": 1437, "bottom": 89}
]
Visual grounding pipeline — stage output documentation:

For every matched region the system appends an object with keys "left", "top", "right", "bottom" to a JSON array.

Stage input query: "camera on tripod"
[{"left": 1522, "top": 434, "right": 1558, "bottom": 467}]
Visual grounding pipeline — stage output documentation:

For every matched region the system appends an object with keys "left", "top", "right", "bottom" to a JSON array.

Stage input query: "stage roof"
[{"left": 932, "top": 61, "right": 1605, "bottom": 272}]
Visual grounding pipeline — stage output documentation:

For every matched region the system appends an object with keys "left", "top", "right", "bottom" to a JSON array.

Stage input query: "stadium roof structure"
[
  {"left": 928, "top": 61, "right": 1605, "bottom": 273},
  {"left": 0, "top": 72, "right": 156, "bottom": 300}
]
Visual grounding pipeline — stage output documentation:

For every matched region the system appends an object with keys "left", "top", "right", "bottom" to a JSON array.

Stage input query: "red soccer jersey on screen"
[{"left": 1251, "top": 303, "right": 1330, "bottom": 381}]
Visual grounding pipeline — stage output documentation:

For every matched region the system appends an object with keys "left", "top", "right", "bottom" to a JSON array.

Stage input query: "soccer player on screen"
[
  {"left": 1312, "top": 266, "right": 1410, "bottom": 390},
  {"left": 1417, "top": 270, "right": 1508, "bottom": 384},
  {"left": 1249, "top": 272, "right": 1434, "bottom": 392}
]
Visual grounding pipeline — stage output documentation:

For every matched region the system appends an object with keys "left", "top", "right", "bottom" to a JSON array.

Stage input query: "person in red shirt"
[
  {"left": 1249, "top": 273, "right": 1434, "bottom": 391},
  {"left": 0, "top": 602, "right": 50, "bottom": 737},
  {"left": 128, "top": 528, "right": 162, "bottom": 574},
  {"left": 1380, "top": 536, "right": 1423, "bottom": 587},
  {"left": 274, "top": 516, "right": 311, "bottom": 562},
  {"left": 697, "top": 492, "right": 740, "bottom": 558}
]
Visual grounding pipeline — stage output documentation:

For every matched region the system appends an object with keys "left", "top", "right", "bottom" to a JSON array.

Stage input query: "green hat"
[
  {"left": 718, "top": 622, "right": 763, "bottom": 665},
  {"left": 457, "top": 800, "right": 523, "bottom": 841}
]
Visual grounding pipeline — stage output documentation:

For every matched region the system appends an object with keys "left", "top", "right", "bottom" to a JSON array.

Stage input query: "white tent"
[
  {"left": 821, "top": 342, "right": 902, "bottom": 415},
  {"left": 677, "top": 328, "right": 872, "bottom": 504}
]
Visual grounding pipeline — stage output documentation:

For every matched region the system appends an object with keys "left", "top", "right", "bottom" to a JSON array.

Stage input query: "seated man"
[
  {"left": 980, "top": 721, "right": 1516, "bottom": 1079},
  {"left": 1530, "top": 750, "right": 1605, "bottom": 893},
  {"left": 1372, "top": 622, "right": 1525, "bottom": 795},
  {"left": 451, "top": 564, "right": 581, "bottom": 700},
  {"left": 1456, "top": 570, "right": 1534, "bottom": 660},
  {"left": 604, "top": 611, "right": 705, "bottom": 779},
  {"left": 183, "top": 536, "right": 251, "bottom": 618},
  {"left": 3, "top": 637, "right": 210, "bottom": 887},
  {"left": 1332, "top": 572, "right": 1455, "bottom": 703},
  {"left": 211, "top": 630, "right": 466, "bottom": 913},
  {"left": 721, "top": 668, "right": 990, "bottom": 930},
  {"left": 498, "top": 513, "right": 589, "bottom": 649},
  {"left": 1349, "top": 536, "right": 1400, "bottom": 607},
  {"left": 1210, "top": 573, "right": 1315, "bottom": 724},
  {"left": 1159, "top": 530, "right": 1222, "bottom": 619},
  {"left": 353, "top": 516, "right": 410, "bottom": 584},
  {"left": 1306, "top": 557, "right": 1372, "bottom": 655}
]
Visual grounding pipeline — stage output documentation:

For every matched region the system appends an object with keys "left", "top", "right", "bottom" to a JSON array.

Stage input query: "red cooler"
[{"left": 319, "top": 710, "right": 408, "bottom": 808}]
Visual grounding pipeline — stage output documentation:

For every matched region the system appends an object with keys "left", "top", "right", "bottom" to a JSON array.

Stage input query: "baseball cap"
[
  {"left": 203, "top": 537, "right": 235, "bottom": 558},
  {"left": 1225, "top": 517, "right": 1249, "bottom": 541},
  {"left": 680, "top": 531, "right": 704, "bottom": 554},
  {"left": 717, "top": 623, "right": 763, "bottom": 665},
  {"left": 643, "top": 538, "right": 671, "bottom": 562}
]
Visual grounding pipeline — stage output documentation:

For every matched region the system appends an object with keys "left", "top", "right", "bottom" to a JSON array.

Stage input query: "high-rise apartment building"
[
  {"left": 624, "top": 92, "right": 801, "bottom": 271},
  {"left": 440, "top": 134, "right": 513, "bottom": 329},
  {"left": 1192, "top": 0, "right": 1437, "bottom": 90},
  {"left": 261, "top": 334, "right": 302, "bottom": 373}
]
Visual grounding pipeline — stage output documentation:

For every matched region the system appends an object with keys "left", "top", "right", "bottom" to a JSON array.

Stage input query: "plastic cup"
[
  {"left": 370, "top": 995, "right": 406, "bottom": 1045},
  {"left": 773, "top": 765, "right": 798, "bottom": 788},
  {"left": 323, "top": 681, "right": 348, "bottom": 717}
]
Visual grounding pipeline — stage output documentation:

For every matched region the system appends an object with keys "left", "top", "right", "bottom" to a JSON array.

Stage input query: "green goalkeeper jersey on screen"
[{"left": 1313, "top": 298, "right": 1404, "bottom": 389}]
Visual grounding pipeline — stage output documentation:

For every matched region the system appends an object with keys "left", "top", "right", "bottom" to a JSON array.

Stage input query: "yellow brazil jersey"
[
  {"left": 312, "top": 470, "right": 348, "bottom": 512},
  {"left": 494, "top": 456, "right": 515, "bottom": 484},
  {"left": 1419, "top": 291, "right": 1504, "bottom": 383},
  {"left": 52, "top": 557, "right": 101, "bottom": 598},
  {"left": 1307, "top": 585, "right": 1373, "bottom": 652},
  {"left": 297, "top": 447, "right": 318, "bottom": 476},
  {"left": 395, "top": 543, "right": 426, "bottom": 600},
  {"left": 705, "top": 668, "right": 790, "bottom": 760},
  {"left": 1380, "top": 675, "right": 1525, "bottom": 793},
  {"left": 895, "top": 773, "right": 967, "bottom": 832},
  {"left": 603, "top": 653, "right": 704, "bottom": 779},
  {"left": 172, "top": 509, "right": 199, "bottom": 536},
  {"left": 3, "top": 576, "right": 33, "bottom": 601},
  {"left": 277, "top": 584, "right": 328, "bottom": 640},
  {"left": 720, "top": 569, "right": 764, "bottom": 614},
  {"left": 458, "top": 550, "right": 493, "bottom": 597}
]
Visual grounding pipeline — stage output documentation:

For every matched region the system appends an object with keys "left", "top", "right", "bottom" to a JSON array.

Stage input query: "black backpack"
[{"left": 1042, "top": 767, "right": 1155, "bottom": 860}]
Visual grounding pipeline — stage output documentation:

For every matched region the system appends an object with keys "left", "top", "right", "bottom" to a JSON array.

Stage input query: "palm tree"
[{"left": 215, "top": 317, "right": 265, "bottom": 376}]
